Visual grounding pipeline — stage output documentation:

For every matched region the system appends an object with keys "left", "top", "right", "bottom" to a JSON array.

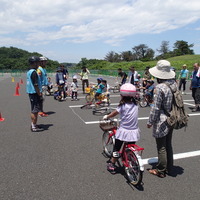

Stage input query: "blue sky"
[{"left": 0, "top": 0, "right": 200, "bottom": 63}]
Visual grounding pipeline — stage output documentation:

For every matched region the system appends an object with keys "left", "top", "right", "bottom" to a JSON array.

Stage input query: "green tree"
[
  {"left": 173, "top": 40, "right": 194, "bottom": 56},
  {"left": 104, "top": 51, "right": 121, "bottom": 62},
  {"left": 121, "top": 51, "right": 133, "bottom": 61},
  {"left": 132, "top": 44, "right": 155, "bottom": 61},
  {"left": 157, "top": 41, "right": 170, "bottom": 55}
]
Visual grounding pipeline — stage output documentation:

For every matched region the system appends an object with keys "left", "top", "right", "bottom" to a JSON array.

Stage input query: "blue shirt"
[
  {"left": 146, "top": 85, "right": 154, "bottom": 97},
  {"left": 191, "top": 71, "right": 200, "bottom": 88},
  {"left": 180, "top": 69, "right": 189, "bottom": 79},
  {"left": 96, "top": 83, "right": 105, "bottom": 94}
]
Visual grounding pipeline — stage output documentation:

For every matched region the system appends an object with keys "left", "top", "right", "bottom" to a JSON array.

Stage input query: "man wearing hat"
[
  {"left": 37, "top": 56, "right": 48, "bottom": 117},
  {"left": 147, "top": 60, "right": 177, "bottom": 178},
  {"left": 26, "top": 56, "right": 44, "bottom": 132},
  {"left": 178, "top": 64, "right": 189, "bottom": 95}
]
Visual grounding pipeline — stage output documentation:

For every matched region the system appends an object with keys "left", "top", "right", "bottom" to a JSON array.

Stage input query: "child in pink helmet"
[{"left": 103, "top": 83, "right": 141, "bottom": 174}]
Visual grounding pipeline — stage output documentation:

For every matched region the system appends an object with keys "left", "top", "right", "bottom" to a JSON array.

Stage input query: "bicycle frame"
[{"left": 121, "top": 143, "right": 144, "bottom": 171}]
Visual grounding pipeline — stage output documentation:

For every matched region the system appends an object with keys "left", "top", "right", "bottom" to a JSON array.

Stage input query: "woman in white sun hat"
[{"left": 147, "top": 60, "right": 178, "bottom": 178}]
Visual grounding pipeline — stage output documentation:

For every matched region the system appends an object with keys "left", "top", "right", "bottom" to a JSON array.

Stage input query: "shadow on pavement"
[
  {"left": 45, "top": 111, "right": 56, "bottom": 115},
  {"left": 39, "top": 124, "right": 53, "bottom": 130}
]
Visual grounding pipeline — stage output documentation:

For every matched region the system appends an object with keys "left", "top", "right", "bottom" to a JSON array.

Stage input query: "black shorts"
[
  {"left": 113, "top": 139, "right": 135, "bottom": 152},
  {"left": 29, "top": 93, "right": 42, "bottom": 114}
]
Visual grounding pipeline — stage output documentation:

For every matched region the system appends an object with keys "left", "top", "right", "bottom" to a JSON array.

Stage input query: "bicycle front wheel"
[
  {"left": 102, "top": 131, "right": 115, "bottom": 158},
  {"left": 125, "top": 149, "right": 143, "bottom": 186}
]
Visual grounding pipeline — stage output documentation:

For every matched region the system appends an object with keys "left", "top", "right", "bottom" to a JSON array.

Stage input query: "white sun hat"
[{"left": 149, "top": 60, "right": 175, "bottom": 79}]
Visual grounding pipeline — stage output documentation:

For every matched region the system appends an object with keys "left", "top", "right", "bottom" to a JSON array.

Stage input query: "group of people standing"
[
  {"left": 105, "top": 60, "right": 178, "bottom": 177},
  {"left": 26, "top": 56, "right": 200, "bottom": 180},
  {"left": 106, "top": 60, "right": 200, "bottom": 179}
]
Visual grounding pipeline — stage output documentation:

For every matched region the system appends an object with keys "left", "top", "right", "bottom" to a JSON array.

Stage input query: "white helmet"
[
  {"left": 120, "top": 83, "right": 137, "bottom": 97},
  {"left": 39, "top": 56, "right": 47, "bottom": 61},
  {"left": 73, "top": 75, "right": 77, "bottom": 79}
]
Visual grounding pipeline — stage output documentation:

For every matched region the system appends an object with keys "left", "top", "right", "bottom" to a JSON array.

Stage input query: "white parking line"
[
  {"left": 143, "top": 150, "right": 200, "bottom": 165},
  {"left": 84, "top": 113, "right": 200, "bottom": 124},
  {"left": 184, "top": 102, "right": 195, "bottom": 106},
  {"left": 69, "top": 103, "right": 119, "bottom": 108}
]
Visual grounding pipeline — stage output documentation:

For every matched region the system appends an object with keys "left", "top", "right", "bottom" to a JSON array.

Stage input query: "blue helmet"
[{"left": 97, "top": 77, "right": 103, "bottom": 81}]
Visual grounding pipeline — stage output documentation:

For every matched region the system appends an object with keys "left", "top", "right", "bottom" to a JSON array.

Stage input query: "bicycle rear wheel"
[
  {"left": 124, "top": 149, "right": 143, "bottom": 186},
  {"left": 102, "top": 131, "right": 115, "bottom": 158},
  {"left": 113, "top": 85, "right": 120, "bottom": 93},
  {"left": 139, "top": 97, "right": 148, "bottom": 107},
  {"left": 85, "top": 94, "right": 94, "bottom": 103}
]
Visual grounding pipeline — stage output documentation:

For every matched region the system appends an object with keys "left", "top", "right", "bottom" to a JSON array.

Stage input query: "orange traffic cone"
[
  {"left": 20, "top": 79, "right": 23, "bottom": 84},
  {"left": 0, "top": 112, "right": 5, "bottom": 121},
  {"left": 14, "top": 86, "right": 20, "bottom": 96},
  {"left": 16, "top": 82, "right": 20, "bottom": 89}
]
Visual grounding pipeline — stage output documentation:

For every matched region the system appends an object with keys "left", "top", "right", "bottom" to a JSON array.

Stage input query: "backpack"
[{"left": 163, "top": 84, "right": 189, "bottom": 130}]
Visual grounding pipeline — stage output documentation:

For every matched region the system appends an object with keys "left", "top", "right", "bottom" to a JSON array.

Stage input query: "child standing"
[
  {"left": 71, "top": 75, "right": 79, "bottom": 101},
  {"left": 103, "top": 83, "right": 140, "bottom": 174},
  {"left": 47, "top": 77, "right": 53, "bottom": 95}
]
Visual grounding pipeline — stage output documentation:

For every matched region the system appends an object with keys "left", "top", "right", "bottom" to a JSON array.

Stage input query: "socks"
[{"left": 31, "top": 122, "right": 36, "bottom": 128}]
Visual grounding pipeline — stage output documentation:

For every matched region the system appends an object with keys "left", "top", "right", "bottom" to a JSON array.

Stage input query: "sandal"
[{"left": 147, "top": 169, "right": 166, "bottom": 178}]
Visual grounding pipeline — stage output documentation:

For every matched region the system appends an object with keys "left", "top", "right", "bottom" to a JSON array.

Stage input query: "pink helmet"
[{"left": 120, "top": 83, "right": 137, "bottom": 97}]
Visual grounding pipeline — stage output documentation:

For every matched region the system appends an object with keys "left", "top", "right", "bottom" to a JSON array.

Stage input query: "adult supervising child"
[{"left": 26, "top": 56, "right": 44, "bottom": 132}]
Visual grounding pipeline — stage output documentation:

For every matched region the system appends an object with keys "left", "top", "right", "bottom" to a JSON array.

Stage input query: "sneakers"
[
  {"left": 192, "top": 107, "right": 200, "bottom": 112},
  {"left": 107, "top": 162, "right": 117, "bottom": 174},
  {"left": 31, "top": 125, "right": 44, "bottom": 132},
  {"left": 182, "top": 91, "right": 186, "bottom": 95},
  {"left": 38, "top": 112, "right": 48, "bottom": 117}
]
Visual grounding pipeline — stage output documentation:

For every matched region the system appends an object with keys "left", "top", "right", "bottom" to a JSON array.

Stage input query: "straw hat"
[{"left": 149, "top": 60, "right": 175, "bottom": 79}]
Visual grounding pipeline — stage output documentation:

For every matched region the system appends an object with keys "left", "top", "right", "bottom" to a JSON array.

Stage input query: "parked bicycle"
[
  {"left": 100, "top": 119, "right": 144, "bottom": 186},
  {"left": 110, "top": 82, "right": 121, "bottom": 93}
]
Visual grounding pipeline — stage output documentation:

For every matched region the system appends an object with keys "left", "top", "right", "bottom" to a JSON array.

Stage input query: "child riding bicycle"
[
  {"left": 95, "top": 79, "right": 107, "bottom": 101},
  {"left": 103, "top": 83, "right": 140, "bottom": 174},
  {"left": 142, "top": 79, "right": 155, "bottom": 103}
]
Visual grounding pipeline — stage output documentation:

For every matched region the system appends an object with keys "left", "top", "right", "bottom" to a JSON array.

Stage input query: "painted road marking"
[
  {"left": 66, "top": 94, "right": 120, "bottom": 99},
  {"left": 69, "top": 103, "right": 119, "bottom": 108},
  {"left": 184, "top": 102, "right": 195, "bottom": 106},
  {"left": 143, "top": 150, "right": 200, "bottom": 165},
  {"left": 84, "top": 113, "right": 200, "bottom": 124}
]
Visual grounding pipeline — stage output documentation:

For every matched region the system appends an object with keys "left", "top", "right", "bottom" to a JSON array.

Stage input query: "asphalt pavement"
[{"left": 0, "top": 73, "right": 200, "bottom": 200}]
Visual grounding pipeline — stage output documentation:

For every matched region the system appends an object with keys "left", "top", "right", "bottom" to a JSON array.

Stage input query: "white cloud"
[{"left": 0, "top": 0, "right": 200, "bottom": 59}]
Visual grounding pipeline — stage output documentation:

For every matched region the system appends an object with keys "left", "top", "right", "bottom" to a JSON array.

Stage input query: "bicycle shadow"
[{"left": 110, "top": 160, "right": 144, "bottom": 191}]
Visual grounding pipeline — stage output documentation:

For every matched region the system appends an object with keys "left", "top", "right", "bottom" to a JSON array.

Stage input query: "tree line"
[
  {"left": 0, "top": 46, "right": 60, "bottom": 71},
  {"left": 104, "top": 40, "right": 194, "bottom": 62}
]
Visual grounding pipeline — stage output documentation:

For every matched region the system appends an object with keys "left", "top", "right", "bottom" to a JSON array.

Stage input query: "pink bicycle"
[{"left": 100, "top": 119, "right": 144, "bottom": 186}]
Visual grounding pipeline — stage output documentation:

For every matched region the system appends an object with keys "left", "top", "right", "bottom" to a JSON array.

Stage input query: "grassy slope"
[
  {"left": 99, "top": 55, "right": 200, "bottom": 71},
  {"left": 144, "top": 55, "right": 200, "bottom": 70}
]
